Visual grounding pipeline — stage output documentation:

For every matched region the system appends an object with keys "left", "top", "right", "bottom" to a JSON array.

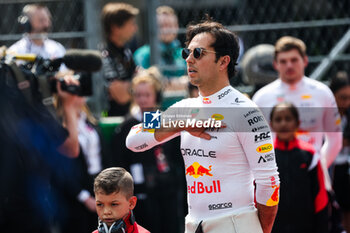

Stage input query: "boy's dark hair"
[
  {"left": 274, "top": 36, "right": 307, "bottom": 60},
  {"left": 185, "top": 19, "right": 240, "bottom": 79},
  {"left": 270, "top": 102, "right": 300, "bottom": 123},
  {"left": 101, "top": 3, "right": 139, "bottom": 38},
  {"left": 329, "top": 71, "right": 350, "bottom": 94},
  {"left": 94, "top": 167, "right": 134, "bottom": 198}
]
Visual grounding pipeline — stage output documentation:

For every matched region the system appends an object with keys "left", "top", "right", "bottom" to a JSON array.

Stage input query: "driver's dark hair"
[{"left": 185, "top": 19, "right": 240, "bottom": 79}]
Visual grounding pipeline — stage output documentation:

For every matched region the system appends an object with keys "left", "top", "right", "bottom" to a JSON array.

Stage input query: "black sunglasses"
[{"left": 181, "top": 47, "right": 216, "bottom": 60}]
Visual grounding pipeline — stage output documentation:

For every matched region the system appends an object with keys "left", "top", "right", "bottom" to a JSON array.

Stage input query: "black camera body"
[
  {"left": 50, "top": 73, "right": 93, "bottom": 96},
  {"left": 1, "top": 49, "right": 101, "bottom": 110},
  {"left": 20, "top": 57, "right": 93, "bottom": 97}
]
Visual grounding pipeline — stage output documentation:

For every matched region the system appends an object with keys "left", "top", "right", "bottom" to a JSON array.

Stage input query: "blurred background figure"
[
  {"left": 241, "top": 43, "right": 277, "bottom": 96},
  {"left": 252, "top": 36, "right": 342, "bottom": 176},
  {"left": 112, "top": 67, "right": 186, "bottom": 233},
  {"left": 252, "top": 36, "right": 343, "bottom": 232},
  {"left": 8, "top": 4, "right": 65, "bottom": 61},
  {"left": 99, "top": 3, "right": 139, "bottom": 117},
  {"left": 270, "top": 102, "right": 328, "bottom": 233},
  {"left": 329, "top": 71, "right": 350, "bottom": 233},
  {"left": 134, "top": 6, "right": 186, "bottom": 79}
]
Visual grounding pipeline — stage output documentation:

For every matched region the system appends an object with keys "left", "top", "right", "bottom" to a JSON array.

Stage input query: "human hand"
[
  {"left": 184, "top": 120, "right": 226, "bottom": 140},
  {"left": 154, "top": 118, "right": 225, "bottom": 142},
  {"left": 185, "top": 125, "right": 211, "bottom": 140},
  {"left": 56, "top": 74, "right": 83, "bottom": 110}
]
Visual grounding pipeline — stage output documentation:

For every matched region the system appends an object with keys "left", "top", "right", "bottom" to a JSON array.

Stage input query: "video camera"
[
  {"left": 18, "top": 49, "right": 101, "bottom": 95},
  {"left": 1, "top": 48, "right": 102, "bottom": 108}
]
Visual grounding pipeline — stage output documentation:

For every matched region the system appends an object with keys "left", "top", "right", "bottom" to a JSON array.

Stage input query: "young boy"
[{"left": 92, "top": 167, "right": 150, "bottom": 233}]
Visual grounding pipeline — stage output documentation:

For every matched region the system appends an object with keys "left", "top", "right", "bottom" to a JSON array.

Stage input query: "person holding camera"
[
  {"left": 8, "top": 4, "right": 65, "bottom": 62},
  {"left": 0, "top": 62, "right": 82, "bottom": 232},
  {"left": 100, "top": 3, "right": 139, "bottom": 117},
  {"left": 6, "top": 3, "right": 79, "bottom": 157}
]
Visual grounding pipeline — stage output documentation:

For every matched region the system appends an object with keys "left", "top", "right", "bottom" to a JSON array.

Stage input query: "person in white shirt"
[
  {"left": 8, "top": 4, "right": 65, "bottom": 60},
  {"left": 252, "top": 36, "right": 342, "bottom": 189},
  {"left": 126, "top": 20, "right": 279, "bottom": 233}
]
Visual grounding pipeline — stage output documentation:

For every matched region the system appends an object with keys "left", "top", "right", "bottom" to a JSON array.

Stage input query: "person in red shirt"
[{"left": 92, "top": 167, "right": 149, "bottom": 233}]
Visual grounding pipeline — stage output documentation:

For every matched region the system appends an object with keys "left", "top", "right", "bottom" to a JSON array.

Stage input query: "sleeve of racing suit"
[
  {"left": 126, "top": 123, "right": 180, "bottom": 152},
  {"left": 321, "top": 92, "right": 342, "bottom": 167},
  {"left": 236, "top": 106, "right": 280, "bottom": 207},
  {"left": 126, "top": 101, "right": 185, "bottom": 152}
]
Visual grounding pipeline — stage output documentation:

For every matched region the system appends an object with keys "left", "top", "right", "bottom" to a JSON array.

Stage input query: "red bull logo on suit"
[
  {"left": 188, "top": 180, "right": 221, "bottom": 194},
  {"left": 186, "top": 162, "right": 221, "bottom": 194},
  {"left": 186, "top": 162, "right": 213, "bottom": 178},
  {"left": 202, "top": 97, "right": 212, "bottom": 104}
]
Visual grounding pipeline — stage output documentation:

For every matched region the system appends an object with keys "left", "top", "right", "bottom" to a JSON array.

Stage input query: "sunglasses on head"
[{"left": 181, "top": 47, "right": 216, "bottom": 60}]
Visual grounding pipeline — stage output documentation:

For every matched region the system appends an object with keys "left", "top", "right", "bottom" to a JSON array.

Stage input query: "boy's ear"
[{"left": 129, "top": 196, "right": 137, "bottom": 210}]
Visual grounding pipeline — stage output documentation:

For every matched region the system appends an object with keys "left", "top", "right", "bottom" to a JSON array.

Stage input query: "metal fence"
[
  {"left": 169, "top": 0, "right": 350, "bottom": 82},
  {"left": 1, "top": 0, "right": 349, "bottom": 83},
  {"left": 0, "top": 0, "right": 101, "bottom": 50}
]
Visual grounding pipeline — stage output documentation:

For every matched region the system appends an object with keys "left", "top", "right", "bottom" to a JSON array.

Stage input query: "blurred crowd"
[{"left": 0, "top": 2, "right": 349, "bottom": 233}]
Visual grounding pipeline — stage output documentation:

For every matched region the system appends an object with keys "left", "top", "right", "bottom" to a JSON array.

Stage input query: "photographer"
[{"left": 0, "top": 50, "right": 91, "bottom": 232}]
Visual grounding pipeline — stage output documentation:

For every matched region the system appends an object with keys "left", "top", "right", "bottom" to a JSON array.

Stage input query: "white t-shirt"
[
  {"left": 126, "top": 85, "right": 280, "bottom": 221},
  {"left": 253, "top": 76, "right": 342, "bottom": 168},
  {"left": 9, "top": 36, "right": 66, "bottom": 60}
]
